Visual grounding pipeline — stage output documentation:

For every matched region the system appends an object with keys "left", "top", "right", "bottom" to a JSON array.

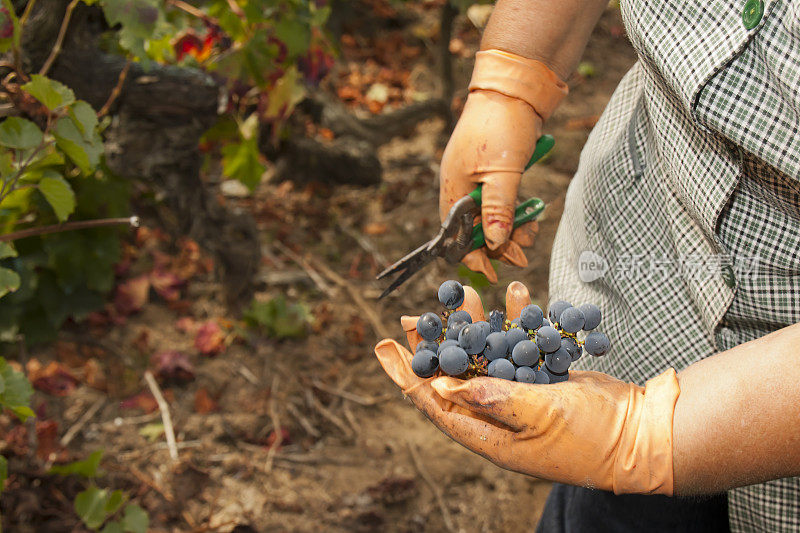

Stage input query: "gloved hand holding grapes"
[{"left": 374, "top": 281, "right": 680, "bottom": 495}]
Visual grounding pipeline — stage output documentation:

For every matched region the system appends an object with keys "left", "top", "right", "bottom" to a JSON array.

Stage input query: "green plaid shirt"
[{"left": 549, "top": 0, "right": 800, "bottom": 529}]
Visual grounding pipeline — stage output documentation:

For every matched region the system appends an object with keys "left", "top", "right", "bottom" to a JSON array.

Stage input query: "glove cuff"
[
  {"left": 468, "top": 49, "right": 568, "bottom": 121},
  {"left": 613, "top": 368, "right": 680, "bottom": 496}
]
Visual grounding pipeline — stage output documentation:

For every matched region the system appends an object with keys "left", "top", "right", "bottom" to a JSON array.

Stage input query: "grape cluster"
[{"left": 411, "top": 280, "right": 611, "bottom": 384}]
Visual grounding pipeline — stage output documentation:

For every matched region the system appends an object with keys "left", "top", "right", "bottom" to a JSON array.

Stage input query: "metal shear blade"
[{"left": 376, "top": 195, "right": 479, "bottom": 299}]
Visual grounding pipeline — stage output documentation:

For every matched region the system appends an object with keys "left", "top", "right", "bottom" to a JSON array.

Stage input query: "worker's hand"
[
  {"left": 374, "top": 281, "right": 680, "bottom": 495},
  {"left": 440, "top": 50, "right": 567, "bottom": 283}
]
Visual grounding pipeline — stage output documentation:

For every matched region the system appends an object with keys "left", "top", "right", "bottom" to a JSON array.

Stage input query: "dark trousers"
[{"left": 536, "top": 484, "right": 730, "bottom": 533}]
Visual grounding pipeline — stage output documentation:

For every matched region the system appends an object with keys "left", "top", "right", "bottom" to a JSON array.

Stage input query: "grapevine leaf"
[
  {"left": 75, "top": 486, "right": 112, "bottom": 529},
  {"left": 0, "top": 242, "right": 16, "bottom": 260},
  {"left": 49, "top": 450, "right": 103, "bottom": 477},
  {"left": 68, "top": 101, "right": 99, "bottom": 140},
  {"left": 38, "top": 175, "right": 75, "bottom": 222},
  {"left": 0, "top": 0, "right": 18, "bottom": 53},
  {"left": 264, "top": 67, "right": 305, "bottom": 119},
  {"left": 53, "top": 116, "right": 103, "bottom": 174},
  {"left": 244, "top": 296, "right": 310, "bottom": 339},
  {"left": 121, "top": 504, "right": 148, "bottom": 533},
  {"left": 0, "top": 117, "right": 43, "bottom": 149},
  {"left": 274, "top": 18, "right": 310, "bottom": 57},
  {"left": 21, "top": 75, "right": 75, "bottom": 112},
  {"left": 101, "top": 0, "right": 163, "bottom": 58},
  {"left": 221, "top": 138, "right": 264, "bottom": 191},
  {"left": 0, "top": 266, "right": 20, "bottom": 299},
  {"left": 0, "top": 356, "right": 34, "bottom": 421}
]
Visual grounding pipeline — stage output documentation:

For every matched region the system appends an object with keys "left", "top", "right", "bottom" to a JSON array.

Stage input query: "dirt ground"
[{"left": 1, "top": 3, "right": 637, "bottom": 532}]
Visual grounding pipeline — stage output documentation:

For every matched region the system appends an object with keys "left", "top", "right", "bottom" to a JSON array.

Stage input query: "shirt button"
[
  {"left": 722, "top": 264, "right": 736, "bottom": 288},
  {"left": 742, "top": 0, "right": 764, "bottom": 29}
]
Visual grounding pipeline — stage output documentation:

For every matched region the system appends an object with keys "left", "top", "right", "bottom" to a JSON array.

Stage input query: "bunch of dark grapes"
[{"left": 411, "top": 281, "right": 611, "bottom": 384}]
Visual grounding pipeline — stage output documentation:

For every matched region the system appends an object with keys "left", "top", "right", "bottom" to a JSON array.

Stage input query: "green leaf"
[
  {"left": 0, "top": 266, "right": 20, "bottom": 299},
  {"left": 105, "top": 490, "right": 127, "bottom": 515},
  {"left": 138, "top": 422, "right": 163, "bottom": 442},
  {"left": 21, "top": 75, "right": 75, "bottom": 112},
  {"left": 38, "top": 175, "right": 75, "bottom": 222},
  {"left": 101, "top": 522, "right": 124, "bottom": 533},
  {"left": 0, "top": 454, "right": 7, "bottom": 493},
  {"left": 53, "top": 116, "right": 103, "bottom": 174},
  {"left": 102, "top": 0, "right": 164, "bottom": 58},
  {"left": 0, "top": 242, "right": 16, "bottom": 260},
  {"left": 75, "top": 486, "right": 112, "bottom": 530},
  {"left": 221, "top": 138, "right": 265, "bottom": 191},
  {"left": 0, "top": 117, "right": 43, "bottom": 149},
  {"left": 68, "top": 101, "right": 99, "bottom": 140},
  {"left": 0, "top": 0, "right": 20, "bottom": 54},
  {"left": 244, "top": 296, "right": 310, "bottom": 339},
  {"left": 0, "top": 357, "right": 33, "bottom": 421},
  {"left": 121, "top": 504, "right": 148, "bottom": 533},
  {"left": 49, "top": 450, "right": 104, "bottom": 478}
]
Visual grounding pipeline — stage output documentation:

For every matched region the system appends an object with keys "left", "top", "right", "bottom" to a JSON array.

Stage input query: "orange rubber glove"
[
  {"left": 374, "top": 282, "right": 680, "bottom": 495},
  {"left": 440, "top": 50, "right": 568, "bottom": 283}
]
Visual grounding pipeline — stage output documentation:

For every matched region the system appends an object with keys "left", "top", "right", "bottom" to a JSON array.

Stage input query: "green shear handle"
[{"left": 468, "top": 134, "right": 553, "bottom": 251}]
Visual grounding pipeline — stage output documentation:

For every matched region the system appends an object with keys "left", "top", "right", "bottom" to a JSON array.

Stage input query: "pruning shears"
[{"left": 376, "top": 135, "right": 554, "bottom": 299}]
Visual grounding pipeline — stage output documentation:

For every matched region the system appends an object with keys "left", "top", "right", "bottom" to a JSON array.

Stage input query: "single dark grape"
[
  {"left": 542, "top": 365, "right": 569, "bottom": 384},
  {"left": 561, "top": 337, "right": 582, "bottom": 362},
  {"left": 489, "top": 309, "right": 505, "bottom": 333},
  {"left": 439, "top": 345, "right": 470, "bottom": 375},
  {"left": 417, "top": 312, "right": 443, "bottom": 341},
  {"left": 579, "top": 303, "right": 602, "bottom": 330},
  {"left": 541, "top": 318, "right": 552, "bottom": 328},
  {"left": 458, "top": 323, "right": 488, "bottom": 354},
  {"left": 437, "top": 339, "right": 458, "bottom": 356},
  {"left": 515, "top": 366, "right": 537, "bottom": 384},
  {"left": 559, "top": 306, "right": 585, "bottom": 334},
  {"left": 505, "top": 327, "right": 529, "bottom": 354},
  {"left": 510, "top": 318, "right": 522, "bottom": 329},
  {"left": 445, "top": 320, "right": 468, "bottom": 341},
  {"left": 416, "top": 340, "right": 439, "bottom": 353},
  {"left": 548, "top": 300, "right": 572, "bottom": 324},
  {"left": 474, "top": 321, "right": 491, "bottom": 338},
  {"left": 520, "top": 304, "right": 544, "bottom": 331},
  {"left": 584, "top": 332, "right": 611, "bottom": 356},
  {"left": 484, "top": 332, "right": 509, "bottom": 361},
  {"left": 534, "top": 369, "right": 551, "bottom": 384},
  {"left": 448, "top": 310, "right": 472, "bottom": 325},
  {"left": 438, "top": 280, "right": 465, "bottom": 309},
  {"left": 488, "top": 358, "right": 515, "bottom": 380},
  {"left": 545, "top": 347, "right": 572, "bottom": 374},
  {"left": 536, "top": 326, "right": 562, "bottom": 353},
  {"left": 512, "top": 339, "right": 540, "bottom": 367},
  {"left": 411, "top": 349, "right": 439, "bottom": 378}
]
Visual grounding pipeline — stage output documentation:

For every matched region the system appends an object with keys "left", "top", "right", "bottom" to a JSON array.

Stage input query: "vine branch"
[
  {"left": 38, "top": 0, "right": 81, "bottom": 76},
  {"left": 0, "top": 216, "right": 139, "bottom": 242}
]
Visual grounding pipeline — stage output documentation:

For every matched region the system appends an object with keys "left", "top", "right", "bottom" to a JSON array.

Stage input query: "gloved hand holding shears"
[{"left": 441, "top": 49, "right": 567, "bottom": 282}]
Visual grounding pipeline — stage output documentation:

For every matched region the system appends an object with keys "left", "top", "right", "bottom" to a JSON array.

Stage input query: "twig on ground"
[
  {"left": 60, "top": 397, "right": 105, "bottom": 447},
  {"left": 264, "top": 377, "right": 282, "bottom": 472},
  {"left": 273, "top": 241, "right": 337, "bottom": 297},
  {"left": 311, "top": 379, "right": 392, "bottom": 406},
  {"left": 305, "top": 255, "right": 392, "bottom": 339},
  {"left": 407, "top": 441, "right": 456, "bottom": 533},
  {"left": 128, "top": 465, "right": 175, "bottom": 502},
  {"left": 285, "top": 401, "right": 320, "bottom": 438},
  {"left": 143, "top": 370, "right": 179, "bottom": 461},
  {"left": 342, "top": 403, "right": 360, "bottom": 436},
  {"left": 305, "top": 390, "right": 353, "bottom": 437},
  {"left": 337, "top": 222, "right": 389, "bottom": 268}
]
